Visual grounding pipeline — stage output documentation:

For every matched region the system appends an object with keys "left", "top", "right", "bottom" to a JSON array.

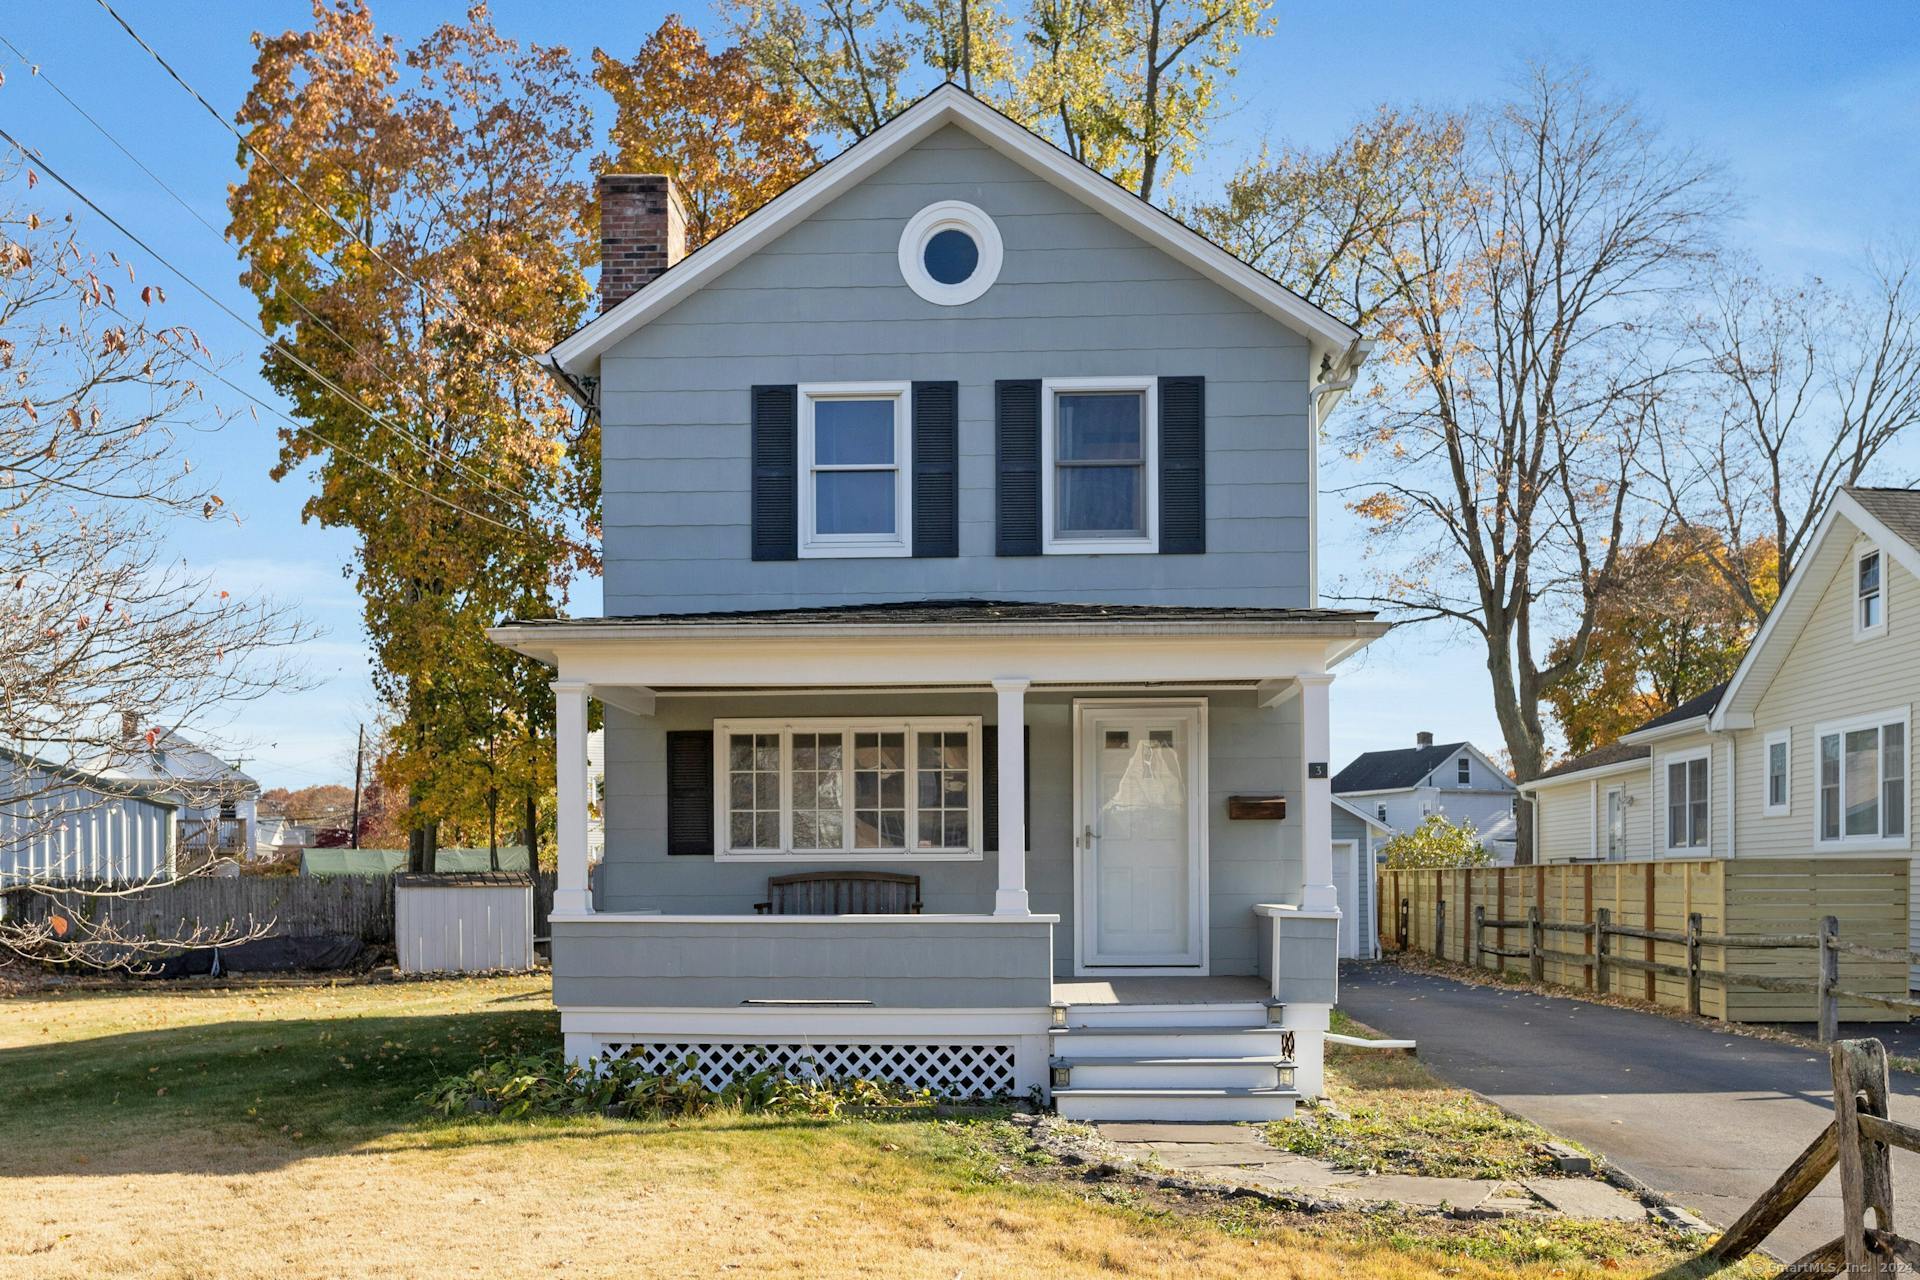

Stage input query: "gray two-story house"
[{"left": 492, "top": 85, "right": 1382, "bottom": 1120}]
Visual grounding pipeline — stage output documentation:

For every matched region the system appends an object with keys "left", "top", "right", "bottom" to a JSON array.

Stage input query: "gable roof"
[
  {"left": 1332, "top": 741, "right": 1468, "bottom": 793},
  {"left": 1713, "top": 487, "right": 1920, "bottom": 729},
  {"left": 549, "top": 84, "right": 1365, "bottom": 383},
  {"left": 1331, "top": 794, "right": 1393, "bottom": 834}
]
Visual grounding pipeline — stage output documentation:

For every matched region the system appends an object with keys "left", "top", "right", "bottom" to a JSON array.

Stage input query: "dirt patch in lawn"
[{"left": 1261, "top": 1013, "right": 1582, "bottom": 1180}]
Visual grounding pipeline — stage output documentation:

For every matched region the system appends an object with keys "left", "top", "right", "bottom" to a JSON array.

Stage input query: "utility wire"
[
  {"left": 0, "top": 34, "right": 550, "bottom": 518},
  {"left": 90, "top": 0, "right": 562, "bottom": 377},
  {"left": 0, "top": 125, "right": 548, "bottom": 543}
]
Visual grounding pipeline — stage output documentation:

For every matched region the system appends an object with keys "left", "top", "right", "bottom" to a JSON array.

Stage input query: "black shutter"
[
  {"left": 1158, "top": 375, "right": 1206, "bottom": 554},
  {"left": 911, "top": 380, "right": 959, "bottom": 557},
  {"left": 995, "top": 379, "right": 1042, "bottom": 555},
  {"left": 665, "top": 730, "right": 715, "bottom": 855},
  {"left": 981, "top": 724, "right": 1032, "bottom": 853},
  {"left": 750, "top": 384, "right": 798, "bottom": 561}
]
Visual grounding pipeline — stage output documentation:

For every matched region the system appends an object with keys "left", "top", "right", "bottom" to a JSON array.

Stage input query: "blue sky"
[{"left": 4, "top": 1, "right": 1918, "bottom": 788}]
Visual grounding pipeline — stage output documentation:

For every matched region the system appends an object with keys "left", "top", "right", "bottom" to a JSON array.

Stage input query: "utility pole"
[{"left": 349, "top": 724, "right": 364, "bottom": 850}]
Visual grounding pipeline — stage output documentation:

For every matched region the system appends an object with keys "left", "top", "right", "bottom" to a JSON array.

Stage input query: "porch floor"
[{"left": 1052, "top": 975, "right": 1270, "bottom": 1006}]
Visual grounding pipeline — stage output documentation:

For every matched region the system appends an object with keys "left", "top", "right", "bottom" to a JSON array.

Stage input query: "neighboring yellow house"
[{"left": 1521, "top": 487, "right": 1920, "bottom": 976}]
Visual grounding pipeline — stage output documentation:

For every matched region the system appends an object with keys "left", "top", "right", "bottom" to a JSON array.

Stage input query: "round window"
[{"left": 898, "top": 201, "right": 1002, "bottom": 305}]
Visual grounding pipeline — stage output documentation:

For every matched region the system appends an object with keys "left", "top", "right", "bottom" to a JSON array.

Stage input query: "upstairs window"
[
  {"left": 1042, "top": 377, "right": 1157, "bottom": 553},
  {"left": 1816, "top": 710, "right": 1907, "bottom": 845},
  {"left": 799, "top": 385, "right": 910, "bottom": 558},
  {"left": 1456, "top": 756, "right": 1471, "bottom": 784},
  {"left": 1664, "top": 751, "right": 1710, "bottom": 852},
  {"left": 1377, "top": 803, "right": 1388, "bottom": 824},
  {"left": 1857, "top": 547, "right": 1886, "bottom": 638},
  {"left": 1764, "top": 729, "right": 1791, "bottom": 816}
]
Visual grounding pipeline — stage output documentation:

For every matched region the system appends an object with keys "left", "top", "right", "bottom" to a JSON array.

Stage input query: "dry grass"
[
  {"left": 1266, "top": 1012, "right": 1584, "bottom": 1180},
  {"left": 0, "top": 974, "right": 1727, "bottom": 1279}
]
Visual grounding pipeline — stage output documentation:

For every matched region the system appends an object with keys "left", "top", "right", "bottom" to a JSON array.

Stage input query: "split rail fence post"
[
  {"left": 1528, "top": 905, "right": 1544, "bottom": 983},
  {"left": 1820, "top": 914, "right": 1841, "bottom": 1045},
  {"left": 1686, "top": 911, "right": 1703, "bottom": 1017},
  {"left": 1830, "top": 1037, "right": 1894, "bottom": 1270},
  {"left": 1594, "top": 907, "right": 1612, "bottom": 996},
  {"left": 1472, "top": 904, "right": 1485, "bottom": 970}
]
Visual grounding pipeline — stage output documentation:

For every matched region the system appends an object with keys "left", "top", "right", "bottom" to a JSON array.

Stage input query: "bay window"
[
  {"left": 1815, "top": 710, "right": 1908, "bottom": 845},
  {"left": 716, "top": 718, "right": 981, "bottom": 859},
  {"left": 1664, "top": 750, "right": 1710, "bottom": 853}
]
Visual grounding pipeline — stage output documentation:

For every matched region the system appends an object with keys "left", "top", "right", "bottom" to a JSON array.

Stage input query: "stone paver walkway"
[{"left": 1093, "top": 1122, "right": 1648, "bottom": 1219}]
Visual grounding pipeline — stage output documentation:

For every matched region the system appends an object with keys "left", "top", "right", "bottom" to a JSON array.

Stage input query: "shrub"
[
  {"left": 423, "top": 1049, "right": 935, "bottom": 1121},
  {"left": 1381, "top": 814, "right": 1493, "bottom": 869}
]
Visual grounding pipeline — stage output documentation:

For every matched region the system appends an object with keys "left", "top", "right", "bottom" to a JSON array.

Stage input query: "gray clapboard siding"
[
  {"left": 550, "top": 916, "right": 1054, "bottom": 1009},
  {"left": 597, "top": 124, "right": 1313, "bottom": 616},
  {"left": 597, "top": 688, "right": 1303, "bottom": 977}
]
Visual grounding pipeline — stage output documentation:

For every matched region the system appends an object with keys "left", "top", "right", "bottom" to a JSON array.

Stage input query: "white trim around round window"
[{"left": 897, "top": 200, "right": 1003, "bottom": 306}]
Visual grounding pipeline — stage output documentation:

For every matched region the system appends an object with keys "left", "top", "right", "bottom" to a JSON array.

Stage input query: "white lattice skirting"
[{"left": 598, "top": 1038, "right": 1019, "bottom": 1099}]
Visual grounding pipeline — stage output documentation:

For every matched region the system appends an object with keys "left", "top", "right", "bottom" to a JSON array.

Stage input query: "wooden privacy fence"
[
  {"left": 1706, "top": 1039, "right": 1919, "bottom": 1273},
  {"left": 1380, "top": 858, "right": 1911, "bottom": 1027},
  {"left": 5, "top": 873, "right": 396, "bottom": 942}
]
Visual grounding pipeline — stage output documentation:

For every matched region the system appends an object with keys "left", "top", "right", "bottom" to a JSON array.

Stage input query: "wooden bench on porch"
[{"left": 754, "top": 870, "right": 924, "bottom": 915}]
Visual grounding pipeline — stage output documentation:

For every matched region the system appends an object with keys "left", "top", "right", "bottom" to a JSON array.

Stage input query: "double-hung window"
[
  {"left": 1042, "top": 376, "right": 1157, "bottom": 553},
  {"left": 799, "top": 383, "right": 911, "bottom": 557},
  {"left": 1663, "top": 750, "right": 1710, "bottom": 852},
  {"left": 716, "top": 717, "right": 982, "bottom": 859},
  {"left": 1856, "top": 546, "right": 1886, "bottom": 638},
  {"left": 1456, "top": 756, "right": 1471, "bottom": 784},
  {"left": 1763, "top": 729, "right": 1791, "bottom": 816},
  {"left": 1815, "top": 709, "right": 1908, "bottom": 846}
]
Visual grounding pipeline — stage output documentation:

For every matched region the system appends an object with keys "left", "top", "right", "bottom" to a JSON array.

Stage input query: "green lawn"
[{"left": 0, "top": 973, "right": 1751, "bottom": 1279}]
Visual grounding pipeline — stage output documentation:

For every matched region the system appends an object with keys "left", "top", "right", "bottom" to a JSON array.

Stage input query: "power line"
[
  {"left": 0, "top": 123, "right": 550, "bottom": 542},
  {"left": 89, "top": 0, "right": 562, "bottom": 380},
  {"left": 0, "top": 34, "right": 549, "bottom": 518}
]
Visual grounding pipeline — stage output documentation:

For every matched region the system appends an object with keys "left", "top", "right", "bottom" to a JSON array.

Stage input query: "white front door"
[{"left": 1077, "top": 702, "right": 1205, "bottom": 969}]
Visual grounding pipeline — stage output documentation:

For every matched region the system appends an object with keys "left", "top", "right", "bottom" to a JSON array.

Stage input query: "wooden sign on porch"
[{"left": 1227, "top": 794, "right": 1287, "bottom": 820}]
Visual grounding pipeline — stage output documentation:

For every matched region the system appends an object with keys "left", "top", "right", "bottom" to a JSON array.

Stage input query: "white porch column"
[
  {"left": 1298, "top": 673, "right": 1338, "bottom": 912},
  {"left": 992, "top": 678, "right": 1030, "bottom": 916},
  {"left": 552, "top": 678, "right": 592, "bottom": 914}
]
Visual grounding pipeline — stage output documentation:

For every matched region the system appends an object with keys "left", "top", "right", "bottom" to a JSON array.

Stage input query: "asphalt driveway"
[{"left": 1337, "top": 963, "right": 1920, "bottom": 1262}]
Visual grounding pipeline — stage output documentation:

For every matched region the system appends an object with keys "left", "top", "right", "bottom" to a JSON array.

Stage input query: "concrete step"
[
  {"left": 1049, "top": 1025, "right": 1289, "bottom": 1057},
  {"left": 1054, "top": 1085, "right": 1300, "bottom": 1122},
  {"left": 1060, "top": 1001, "right": 1272, "bottom": 1030},
  {"left": 1052, "top": 1054, "right": 1293, "bottom": 1091}
]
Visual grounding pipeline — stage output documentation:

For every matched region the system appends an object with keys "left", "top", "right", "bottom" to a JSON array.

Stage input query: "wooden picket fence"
[{"left": 1379, "top": 858, "right": 1911, "bottom": 1026}]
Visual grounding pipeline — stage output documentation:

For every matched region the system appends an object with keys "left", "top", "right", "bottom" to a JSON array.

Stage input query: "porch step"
[
  {"left": 1052, "top": 1085, "right": 1300, "bottom": 1122},
  {"left": 1051, "top": 1054, "right": 1294, "bottom": 1091},
  {"left": 1048, "top": 1026, "right": 1280, "bottom": 1058},
  {"left": 1059, "top": 1001, "right": 1272, "bottom": 1030}
]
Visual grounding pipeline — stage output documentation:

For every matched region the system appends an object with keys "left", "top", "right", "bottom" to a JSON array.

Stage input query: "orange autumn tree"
[
  {"left": 228, "top": 2, "right": 597, "bottom": 867},
  {"left": 593, "top": 16, "right": 817, "bottom": 250},
  {"left": 1543, "top": 533, "right": 1778, "bottom": 757}
]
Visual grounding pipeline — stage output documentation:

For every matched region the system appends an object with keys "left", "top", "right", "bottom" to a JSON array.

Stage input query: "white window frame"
[
  {"left": 1813, "top": 706, "right": 1910, "bottom": 850},
  {"left": 797, "top": 382, "right": 912, "bottom": 559},
  {"left": 1763, "top": 728, "right": 1792, "bottom": 817},
  {"left": 1661, "top": 746, "right": 1712, "bottom": 855},
  {"left": 1855, "top": 543, "right": 1887, "bottom": 640},
  {"left": 1456, "top": 755, "right": 1471, "bottom": 784},
  {"left": 713, "top": 716, "right": 984, "bottom": 862},
  {"left": 896, "top": 200, "right": 1003, "bottom": 307},
  {"left": 1040, "top": 375, "right": 1158, "bottom": 555}
]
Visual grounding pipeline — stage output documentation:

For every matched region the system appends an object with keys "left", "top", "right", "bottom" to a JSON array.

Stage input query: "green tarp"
[{"left": 300, "top": 846, "right": 530, "bottom": 877}]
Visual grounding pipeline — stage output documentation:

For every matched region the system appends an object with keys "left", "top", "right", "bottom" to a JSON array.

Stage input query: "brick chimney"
[
  {"left": 1416, "top": 731, "right": 1433, "bottom": 748},
  {"left": 598, "top": 174, "right": 687, "bottom": 312}
]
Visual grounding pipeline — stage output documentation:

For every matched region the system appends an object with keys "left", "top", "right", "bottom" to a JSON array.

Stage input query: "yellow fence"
[{"left": 1377, "top": 858, "right": 1910, "bottom": 1024}]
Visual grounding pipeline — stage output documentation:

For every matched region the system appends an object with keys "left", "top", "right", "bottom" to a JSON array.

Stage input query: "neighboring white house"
[
  {"left": 94, "top": 719, "right": 261, "bottom": 863},
  {"left": 1521, "top": 487, "right": 1920, "bottom": 982},
  {"left": 0, "top": 747, "right": 179, "bottom": 884},
  {"left": 1333, "top": 733, "right": 1520, "bottom": 863},
  {"left": 587, "top": 728, "right": 606, "bottom": 864}
]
